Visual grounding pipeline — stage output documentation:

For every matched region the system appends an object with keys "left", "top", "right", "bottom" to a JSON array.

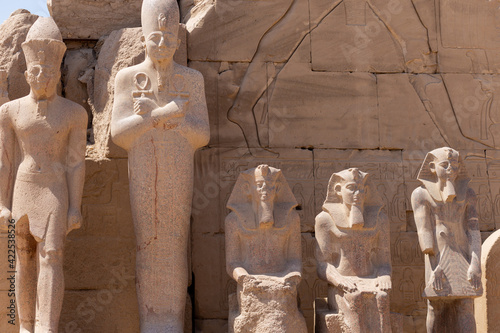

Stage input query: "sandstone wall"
[{"left": 1, "top": 0, "right": 500, "bottom": 332}]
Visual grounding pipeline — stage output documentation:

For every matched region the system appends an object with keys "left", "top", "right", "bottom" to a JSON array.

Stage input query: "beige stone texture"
[
  {"left": 109, "top": 0, "right": 209, "bottom": 330},
  {"left": 225, "top": 165, "right": 307, "bottom": 333},
  {"left": 0, "top": 10, "right": 38, "bottom": 101},
  {"left": 411, "top": 147, "right": 482, "bottom": 332},
  {"left": 48, "top": 0, "right": 142, "bottom": 39},
  {"left": 89, "top": 24, "right": 187, "bottom": 159},
  {"left": 475, "top": 229, "right": 500, "bottom": 333},
  {"left": 315, "top": 168, "right": 394, "bottom": 332},
  {"left": 0, "top": 17, "right": 87, "bottom": 332}
]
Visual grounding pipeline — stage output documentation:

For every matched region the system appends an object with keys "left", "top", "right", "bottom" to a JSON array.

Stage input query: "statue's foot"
[{"left": 248, "top": 146, "right": 279, "bottom": 158}]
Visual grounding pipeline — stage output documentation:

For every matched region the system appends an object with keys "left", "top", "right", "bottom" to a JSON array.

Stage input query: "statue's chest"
[
  {"left": 241, "top": 228, "right": 289, "bottom": 258},
  {"left": 430, "top": 200, "right": 466, "bottom": 223},
  {"left": 15, "top": 113, "right": 67, "bottom": 139}
]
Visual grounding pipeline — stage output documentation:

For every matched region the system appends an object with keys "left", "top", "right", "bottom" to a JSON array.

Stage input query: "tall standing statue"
[
  {"left": 0, "top": 17, "right": 87, "bottom": 332},
  {"left": 411, "top": 147, "right": 482, "bottom": 332},
  {"left": 225, "top": 165, "right": 307, "bottom": 333},
  {"left": 110, "top": 0, "right": 210, "bottom": 331},
  {"left": 315, "top": 168, "right": 392, "bottom": 333}
]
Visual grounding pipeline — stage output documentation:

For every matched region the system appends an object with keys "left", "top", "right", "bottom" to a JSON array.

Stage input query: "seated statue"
[
  {"left": 315, "top": 168, "right": 392, "bottom": 333},
  {"left": 225, "top": 164, "right": 307, "bottom": 333},
  {"left": 411, "top": 147, "right": 482, "bottom": 332}
]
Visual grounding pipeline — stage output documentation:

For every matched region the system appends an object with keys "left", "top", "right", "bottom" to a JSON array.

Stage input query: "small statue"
[
  {"left": 411, "top": 147, "right": 482, "bottom": 332},
  {"left": 110, "top": 0, "right": 210, "bottom": 331},
  {"left": 225, "top": 165, "right": 307, "bottom": 333},
  {"left": 0, "top": 17, "right": 87, "bottom": 332},
  {"left": 315, "top": 168, "right": 392, "bottom": 332}
]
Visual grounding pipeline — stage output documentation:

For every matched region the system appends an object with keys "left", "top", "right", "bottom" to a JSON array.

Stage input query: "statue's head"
[
  {"left": 21, "top": 17, "right": 66, "bottom": 100},
  {"left": 323, "top": 168, "right": 382, "bottom": 229},
  {"left": 417, "top": 147, "right": 468, "bottom": 202},
  {"left": 332, "top": 168, "right": 368, "bottom": 208},
  {"left": 141, "top": 0, "right": 180, "bottom": 61},
  {"left": 227, "top": 165, "right": 298, "bottom": 229}
]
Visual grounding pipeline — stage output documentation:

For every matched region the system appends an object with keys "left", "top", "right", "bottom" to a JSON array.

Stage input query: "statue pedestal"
[
  {"left": 229, "top": 276, "right": 307, "bottom": 333},
  {"left": 314, "top": 298, "right": 403, "bottom": 333}
]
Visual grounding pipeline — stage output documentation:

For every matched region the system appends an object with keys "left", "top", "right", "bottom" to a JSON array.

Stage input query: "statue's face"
[
  {"left": 145, "top": 30, "right": 178, "bottom": 61},
  {"left": 338, "top": 181, "right": 365, "bottom": 206},
  {"left": 253, "top": 175, "right": 276, "bottom": 203},
  {"left": 431, "top": 158, "right": 459, "bottom": 182},
  {"left": 25, "top": 62, "right": 59, "bottom": 99}
]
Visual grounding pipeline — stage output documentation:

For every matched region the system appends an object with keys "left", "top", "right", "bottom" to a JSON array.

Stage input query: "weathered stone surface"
[
  {"left": 411, "top": 147, "right": 482, "bottom": 332},
  {"left": 475, "top": 229, "right": 500, "bottom": 333},
  {"left": 0, "top": 11, "right": 38, "bottom": 101},
  {"left": 315, "top": 168, "right": 394, "bottom": 332},
  {"left": 225, "top": 165, "right": 307, "bottom": 333},
  {"left": 0, "top": 17, "right": 88, "bottom": 332},
  {"left": 62, "top": 48, "right": 95, "bottom": 129},
  {"left": 109, "top": 0, "right": 209, "bottom": 330},
  {"left": 89, "top": 24, "right": 187, "bottom": 159},
  {"left": 310, "top": 0, "right": 433, "bottom": 73},
  {"left": 48, "top": 0, "right": 142, "bottom": 39}
]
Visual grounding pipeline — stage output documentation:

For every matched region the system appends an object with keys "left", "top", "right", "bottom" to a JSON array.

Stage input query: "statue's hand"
[
  {"left": 335, "top": 276, "right": 357, "bottom": 293},
  {"left": 151, "top": 97, "right": 188, "bottom": 127},
  {"left": 467, "top": 264, "right": 481, "bottom": 290},
  {"left": 0, "top": 206, "right": 12, "bottom": 231},
  {"left": 134, "top": 96, "right": 158, "bottom": 115},
  {"left": 284, "top": 271, "right": 302, "bottom": 286},
  {"left": 67, "top": 207, "right": 82, "bottom": 233},
  {"left": 428, "top": 266, "right": 444, "bottom": 291},
  {"left": 376, "top": 275, "right": 392, "bottom": 292}
]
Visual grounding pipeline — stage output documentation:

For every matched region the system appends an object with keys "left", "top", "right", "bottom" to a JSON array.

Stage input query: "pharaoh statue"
[
  {"left": 0, "top": 17, "right": 87, "bottom": 332},
  {"left": 315, "top": 168, "right": 392, "bottom": 333},
  {"left": 225, "top": 165, "right": 307, "bottom": 333},
  {"left": 411, "top": 147, "right": 482, "bottom": 332},
  {"left": 110, "top": 0, "right": 210, "bottom": 331}
]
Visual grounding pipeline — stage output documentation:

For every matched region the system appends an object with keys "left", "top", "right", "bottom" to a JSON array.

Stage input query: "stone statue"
[
  {"left": 411, "top": 147, "right": 482, "bottom": 332},
  {"left": 110, "top": 0, "right": 210, "bottom": 331},
  {"left": 315, "top": 168, "right": 392, "bottom": 333},
  {"left": 0, "top": 17, "right": 87, "bottom": 332},
  {"left": 225, "top": 165, "right": 307, "bottom": 333}
]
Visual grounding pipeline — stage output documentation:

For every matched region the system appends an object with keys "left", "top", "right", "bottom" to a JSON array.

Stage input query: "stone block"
[{"left": 48, "top": 0, "right": 142, "bottom": 39}]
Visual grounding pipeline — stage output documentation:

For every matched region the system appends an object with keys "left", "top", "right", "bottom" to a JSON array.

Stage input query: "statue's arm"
[
  {"left": 465, "top": 188, "right": 481, "bottom": 287},
  {"left": 0, "top": 105, "right": 14, "bottom": 225},
  {"left": 411, "top": 187, "right": 435, "bottom": 255},
  {"left": 315, "top": 212, "right": 352, "bottom": 289},
  {"left": 66, "top": 107, "right": 88, "bottom": 233},
  {"left": 111, "top": 70, "right": 183, "bottom": 150},
  {"left": 178, "top": 71, "right": 210, "bottom": 149},
  {"left": 225, "top": 213, "right": 248, "bottom": 283}
]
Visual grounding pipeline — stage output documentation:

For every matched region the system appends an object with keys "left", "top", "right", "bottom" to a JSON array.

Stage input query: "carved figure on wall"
[
  {"left": 110, "top": 0, "right": 210, "bottom": 330},
  {"left": 411, "top": 147, "right": 482, "bottom": 332},
  {"left": 227, "top": 0, "right": 432, "bottom": 156},
  {"left": 0, "top": 17, "right": 87, "bottom": 332},
  {"left": 315, "top": 168, "right": 392, "bottom": 332},
  {"left": 225, "top": 165, "right": 307, "bottom": 333}
]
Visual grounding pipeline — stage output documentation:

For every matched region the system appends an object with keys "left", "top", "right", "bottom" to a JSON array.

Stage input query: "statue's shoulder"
[
  {"left": 411, "top": 185, "right": 431, "bottom": 205},
  {"left": 115, "top": 63, "right": 147, "bottom": 83},
  {"left": 315, "top": 211, "right": 333, "bottom": 229},
  {"left": 56, "top": 96, "right": 87, "bottom": 124},
  {"left": 174, "top": 63, "right": 203, "bottom": 83},
  {"left": 0, "top": 98, "right": 25, "bottom": 120}
]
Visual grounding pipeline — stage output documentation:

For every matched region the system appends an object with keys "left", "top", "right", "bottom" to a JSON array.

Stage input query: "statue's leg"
[
  {"left": 426, "top": 300, "right": 443, "bottom": 333},
  {"left": 341, "top": 290, "right": 363, "bottom": 333},
  {"left": 376, "top": 291, "right": 391, "bottom": 333},
  {"left": 456, "top": 299, "right": 475, "bottom": 333},
  {"left": 35, "top": 213, "right": 66, "bottom": 333},
  {"left": 15, "top": 215, "right": 37, "bottom": 333}
]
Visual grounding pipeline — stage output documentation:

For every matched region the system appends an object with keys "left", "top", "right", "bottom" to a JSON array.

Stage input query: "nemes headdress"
[
  {"left": 21, "top": 17, "right": 66, "bottom": 68},
  {"left": 141, "top": 0, "right": 180, "bottom": 37},
  {"left": 416, "top": 147, "right": 470, "bottom": 202}
]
